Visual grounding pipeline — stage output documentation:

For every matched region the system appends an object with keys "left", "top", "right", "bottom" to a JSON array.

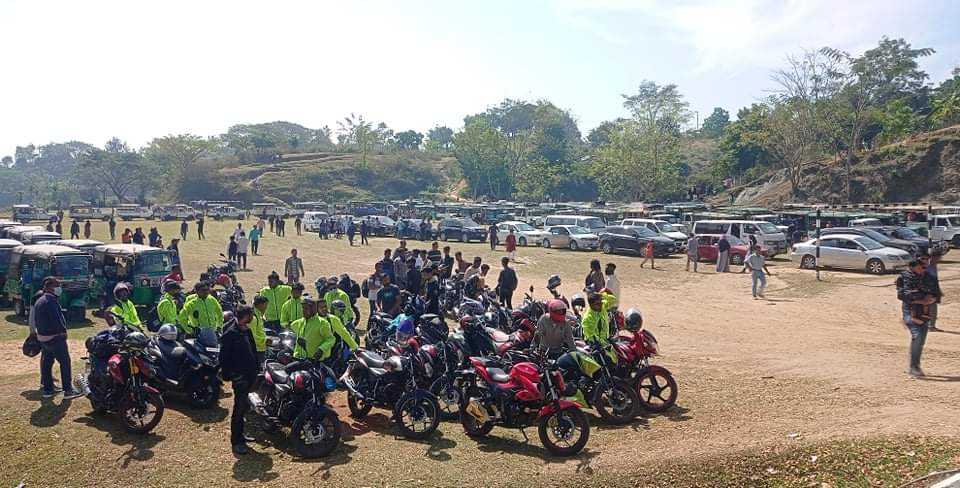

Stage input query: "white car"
[
  {"left": 496, "top": 221, "right": 549, "bottom": 246},
  {"left": 207, "top": 206, "right": 246, "bottom": 220},
  {"left": 790, "top": 234, "right": 910, "bottom": 274},
  {"left": 621, "top": 218, "right": 689, "bottom": 249},
  {"left": 115, "top": 205, "right": 154, "bottom": 220},
  {"left": 541, "top": 225, "right": 600, "bottom": 251}
]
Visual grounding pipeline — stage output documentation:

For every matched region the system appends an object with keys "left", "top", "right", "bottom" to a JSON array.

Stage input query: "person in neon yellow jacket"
[
  {"left": 318, "top": 299, "right": 358, "bottom": 354},
  {"left": 251, "top": 295, "right": 269, "bottom": 363},
  {"left": 259, "top": 272, "right": 291, "bottom": 331},
  {"left": 581, "top": 291, "right": 617, "bottom": 343},
  {"left": 156, "top": 280, "right": 182, "bottom": 327},
  {"left": 109, "top": 282, "right": 143, "bottom": 331},
  {"left": 178, "top": 281, "right": 224, "bottom": 335},
  {"left": 291, "top": 297, "right": 358, "bottom": 361},
  {"left": 320, "top": 275, "right": 354, "bottom": 328},
  {"left": 280, "top": 282, "right": 305, "bottom": 329}
]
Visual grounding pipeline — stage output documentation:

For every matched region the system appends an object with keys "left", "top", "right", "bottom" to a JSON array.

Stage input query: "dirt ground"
[{"left": 0, "top": 218, "right": 958, "bottom": 487}]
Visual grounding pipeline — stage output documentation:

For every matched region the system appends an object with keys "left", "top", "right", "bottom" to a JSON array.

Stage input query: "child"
[
  {"left": 227, "top": 236, "right": 238, "bottom": 264},
  {"left": 640, "top": 240, "right": 655, "bottom": 269}
]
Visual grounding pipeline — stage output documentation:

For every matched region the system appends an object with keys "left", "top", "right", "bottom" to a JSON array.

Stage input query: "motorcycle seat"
[
  {"left": 486, "top": 367, "right": 511, "bottom": 383},
  {"left": 265, "top": 362, "right": 289, "bottom": 384},
  {"left": 357, "top": 350, "right": 387, "bottom": 369}
]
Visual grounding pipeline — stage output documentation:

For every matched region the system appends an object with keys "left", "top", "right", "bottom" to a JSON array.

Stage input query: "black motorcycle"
[
  {"left": 265, "top": 329, "right": 297, "bottom": 365},
  {"left": 214, "top": 285, "right": 246, "bottom": 313},
  {"left": 145, "top": 328, "right": 222, "bottom": 409},
  {"left": 78, "top": 317, "right": 165, "bottom": 434},
  {"left": 248, "top": 359, "right": 341, "bottom": 458},
  {"left": 341, "top": 346, "right": 441, "bottom": 440}
]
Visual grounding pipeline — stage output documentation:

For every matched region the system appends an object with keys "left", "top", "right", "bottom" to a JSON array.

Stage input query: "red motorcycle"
[
  {"left": 611, "top": 326, "right": 678, "bottom": 413},
  {"left": 459, "top": 354, "right": 590, "bottom": 456}
]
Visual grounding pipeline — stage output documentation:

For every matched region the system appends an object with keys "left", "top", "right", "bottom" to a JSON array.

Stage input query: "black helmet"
[
  {"left": 113, "top": 282, "right": 133, "bottom": 299},
  {"left": 162, "top": 280, "right": 181, "bottom": 293},
  {"left": 571, "top": 293, "right": 586, "bottom": 309},
  {"left": 331, "top": 299, "right": 347, "bottom": 312},
  {"left": 546, "top": 274, "right": 562, "bottom": 290},
  {"left": 123, "top": 331, "right": 149, "bottom": 349},
  {"left": 624, "top": 308, "right": 643, "bottom": 331}
]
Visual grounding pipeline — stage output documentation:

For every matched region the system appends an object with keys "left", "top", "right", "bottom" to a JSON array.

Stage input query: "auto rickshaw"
[
  {"left": 51, "top": 239, "right": 105, "bottom": 255},
  {"left": 92, "top": 244, "right": 172, "bottom": 320},
  {"left": 0, "top": 239, "right": 22, "bottom": 306},
  {"left": 4, "top": 244, "right": 95, "bottom": 321}
]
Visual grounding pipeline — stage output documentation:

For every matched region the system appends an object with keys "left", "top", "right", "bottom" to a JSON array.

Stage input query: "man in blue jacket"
[{"left": 32, "top": 278, "right": 83, "bottom": 399}]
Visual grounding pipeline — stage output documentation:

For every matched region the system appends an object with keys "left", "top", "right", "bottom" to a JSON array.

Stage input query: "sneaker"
[
  {"left": 41, "top": 390, "right": 57, "bottom": 398},
  {"left": 908, "top": 368, "right": 925, "bottom": 378},
  {"left": 232, "top": 443, "right": 250, "bottom": 455},
  {"left": 63, "top": 390, "right": 84, "bottom": 400}
]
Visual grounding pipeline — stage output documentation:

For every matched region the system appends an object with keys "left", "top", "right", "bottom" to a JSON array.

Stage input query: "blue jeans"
[
  {"left": 751, "top": 270, "right": 766, "bottom": 297},
  {"left": 40, "top": 335, "right": 72, "bottom": 393},
  {"left": 902, "top": 303, "right": 928, "bottom": 370}
]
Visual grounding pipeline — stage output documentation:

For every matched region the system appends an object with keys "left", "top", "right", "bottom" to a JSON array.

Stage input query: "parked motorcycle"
[
  {"left": 558, "top": 343, "right": 641, "bottom": 424},
  {"left": 145, "top": 325, "right": 222, "bottom": 409},
  {"left": 78, "top": 315, "right": 165, "bottom": 434},
  {"left": 341, "top": 346, "right": 441, "bottom": 440},
  {"left": 458, "top": 353, "right": 590, "bottom": 456},
  {"left": 248, "top": 359, "right": 342, "bottom": 458},
  {"left": 611, "top": 316, "right": 678, "bottom": 413}
]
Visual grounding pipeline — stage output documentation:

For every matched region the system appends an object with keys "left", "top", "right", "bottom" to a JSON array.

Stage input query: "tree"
[
  {"left": 700, "top": 107, "right": 730, "bottom": 138},
  {"left": 1, "top": 156, "right": 11, "bottom": 167},
  {"left": 718, "top": 104, "right": 772, "bottom": 179},
  {"left": 143, "top": 134, "right": 214, "bottom": 179},
  {"left": 762, "top": 100, "right": 819, "bottom": 197},
  {"left": 425, "top": 126, "right": 454, "bottom": 152},
  {"left": 453, "top": 117, "right": 512, "bottom": 199},
  {"left": 586, "top": 119, "right": 624, "bottom": 148},
  {"left": 336, "top": 113, "right": 375, "bottom": 166},
  {"left": 76, "top": 140, "right": 149, "bottom": 203},
  {"left": 394, "top": 130, "right": 424, "bottom": 150},
  {"left": 931, "top": 67, "right": 960, "bottom": 128}
]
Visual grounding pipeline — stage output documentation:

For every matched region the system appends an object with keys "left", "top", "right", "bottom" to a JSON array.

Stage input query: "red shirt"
[
  {"left": 646, "top": 241, "right": 654, "bottom": 254},
  {"left": 505, "top": 234, "right": 517, "bottom": 252}
]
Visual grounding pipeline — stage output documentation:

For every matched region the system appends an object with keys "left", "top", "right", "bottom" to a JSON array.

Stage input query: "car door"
[
  {"left": 816, "top": 238, "right": 843, "bottom": 267},
  {"left": 698, "top": 236, "right": 717, "bottom": 261},
  {"left": 551, "top": 227, "right": 570, "bottom": 247},
  {"left": 835, "top": 238, "right": 867, "bottom": 268},
  {"left": 496, "top": 223, "right": 509, "bottom": 242}
]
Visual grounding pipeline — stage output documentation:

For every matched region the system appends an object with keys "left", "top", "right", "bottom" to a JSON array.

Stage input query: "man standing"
[
  {"left": 584, "top": 259, "right": 605, "bottom": 291},
  {"left": 919, "top": 253, "right": 943, "bottom": 331},
  {"left": 284, "top": 249, "right": 304, "bottom": 284},
  {"left": 55, "top": 219, "right": 63, "bottom": 237},
  {"left": 197, "top": 216, "right": 205, "bottom": 240},
  {"left": 496, "top": 256, "right": 518, "bottom": 309},
  {"left": 686, "top": 235, "right": 699, "bottom": 272},
  {"left": 295, "top": 216, "right": 302, "bottom": 236},
  {"left": 83, "top": 220, "right": 92, "bottom": 239},
  {"left": 180, "top": 220, "right": 188, "bottom": 241},
  {"left": 423, "top": 265, "right": 441, "bottom": 315},
  {"left": 716, "top": 235, "right": 731, "bottom": 273},
  {"left": 899, "top": 260, "right": 937, "bottom": 377},
  {"left": 259, "top": 272, "right": 291, "bottom": 332},
  {"left": 359, "top": 219, "right": 369, "bottom": 245},
  {"left": 178, "top": 282, "right": 224, "bottom": 334},
  {"left": 280, "top": 283, "right": 305, "bottom": 329},
  {"left": 363, "top": 264, "right": 383, "bottom": 318},
  {"left": 744, "top": 245, "right": 772, "bottom": 299},
  {"left": 604, "top": 262, "right": 620, "bottom": 302},
  {"left": 440, "top": 246, "right": 454, "bottom": 282},
  {"left": 323, "top": 276, "right": 355, "bottom": 328},
  {"left": 236, "top": 232, "right": 249, "bottom": 271},
  {"left": 108, "top": 216, "right": 116, "bottom": 241},
  {"left": 70, "top": 220, "right": 80, "bottom": 239},
  {"left": 32, "top": 278, "right": 83, "bottom": 399},
  {"left": 156, "top": 280, "right": 182, "bottom": 328},
  {"left": 427, "top": 241, "right": 442, "bottom": 266},
  {"left": 505, "top": 229, "right": 518, "bottom": 262},
  {"left": 220, "top": 305, "right": 259, "bottom": 455},
  {"left": 377, "top": 273, "right": 401, "bottom": 316},
  {"left": 488, "top": 224, "right": 498, "bottom": 251},
  {"left": 405, "top": 256, "right": 422, "bottom": 295},
  {"left": 249, "top": 225, "right": 261, "bottom": 256},
  {"left": 347, "top": 221, "right": 356, "bottom": 246}
]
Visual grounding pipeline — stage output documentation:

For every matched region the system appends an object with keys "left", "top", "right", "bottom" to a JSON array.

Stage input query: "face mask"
[{"left": 53, "top": 287, "right": 63, "bottom": 296}]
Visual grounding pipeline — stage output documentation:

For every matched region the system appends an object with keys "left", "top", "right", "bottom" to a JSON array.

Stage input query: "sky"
[{"left": 1, "top": 0, "right": 958, "bottom": 157}]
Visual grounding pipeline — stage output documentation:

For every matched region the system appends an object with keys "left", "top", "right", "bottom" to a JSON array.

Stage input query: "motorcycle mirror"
[{"left": 529, "top": 285, "right": 534, "bottom": 293}]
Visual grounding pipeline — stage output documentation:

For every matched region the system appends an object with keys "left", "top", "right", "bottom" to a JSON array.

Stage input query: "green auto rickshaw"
[
  {"left": 4, "top": 244, "right": 95, "bottom": 321},
  {"left": 0, "top": 239, "right": 23, "bottom": 307},
  {"left": 92, "top": 244, "right": 173, "bottom": 320}
]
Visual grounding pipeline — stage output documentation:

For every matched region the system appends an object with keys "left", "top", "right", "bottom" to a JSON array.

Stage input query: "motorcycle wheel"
[
  {"left": 188, "top": 380, "right": 221, "bottom": 409},
  {"left": 593, "top": 378, "right": 641, "bottom": 424},
  {"left": 119, "top": 391, "right": 164, "bottom": 434},
  {"left": 429, "top": 377, "right": 462, "bottom": 421},
  {"left": 634, "top": 367, "right": 678, "bottom": 413},
  {"left": 538, "top": 407, "right": 589, "bottom": 457},
  {"left": 347, "top": 392, "right": 373, "bottom": 419},
  {"left": 458, "top": 391, "right": 494, "bottom": 437},
  {"left": 291, "top": 411, "right": 341, "bottom": 458},
  {"left": 394, "top": 392, "right": 440, "bottom": 440}
]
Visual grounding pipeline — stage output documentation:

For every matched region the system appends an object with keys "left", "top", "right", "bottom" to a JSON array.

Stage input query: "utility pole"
[
  {"left": 815, "top": 208, "right": 822, "bottom": 282},
  {"left": 927, "top": 204, "right": 933, "bottom": 255}
]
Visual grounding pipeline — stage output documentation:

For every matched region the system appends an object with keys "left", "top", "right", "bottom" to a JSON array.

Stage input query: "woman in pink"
[{"left": 505, "top": 229, "right": 517, "bottom": 262}]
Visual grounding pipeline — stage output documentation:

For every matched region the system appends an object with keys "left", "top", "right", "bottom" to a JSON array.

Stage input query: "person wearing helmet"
[
  {"left": 280, "top": 282, "right": 305, "bottom": 329},
  {"left": 290, "top": 297, "right": 325, "bottom": 360},
  {"left": 329, "top": 299, "right": 351, "bottom": 332},
  {"left": 251, "top": 295, "right": 269, "bottom": 365},
  {"left": 531, "top": 298, "right": 575, "bottom": 357},
  {"left": 623, "top": 308, "right": 643, "bottom": 332},
  {"left": 258, "top": 272, "right": 291, "bottom": 332},
  {"left": 319, "top": 299, "right": 358, "bottom": 357},
  {"left": 322, "top": 276, "right": 354, "bottom": 328},
  {"left": 215, "top": 273, "right": 232, "bottom": 289},
  {"left": 110, "top": 282, "right": 143, "bottom": 331},
  {"left": 156, "top": 323, "right": 179, "bottom": 342},
  {"left": 179, "top": 281, "right": 224, "bottom": 334},
  {"left": 156, "top": 280, "right": 183, "bottom": 329},
  {"left": 582, "top": 292, "right": 613, "bottom": 343},
  {"left": 394, "top": 315, "right": 416, "bottom": 343}
]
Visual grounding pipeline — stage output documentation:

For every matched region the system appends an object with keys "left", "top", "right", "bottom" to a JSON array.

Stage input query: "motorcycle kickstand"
[{"left": 518, "top": 427, "right": 529, "bottom": 443}]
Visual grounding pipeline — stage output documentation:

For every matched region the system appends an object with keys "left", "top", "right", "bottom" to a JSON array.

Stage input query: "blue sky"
[{"left": 1, "top": 0, "right": 958, "bottom": 156}]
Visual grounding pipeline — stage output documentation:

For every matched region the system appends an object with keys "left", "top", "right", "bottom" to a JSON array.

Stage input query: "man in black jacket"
[
  {"left": 32, "top": 278, "right": 83, "bottom": 399},
  {"left": 220, "top": 305, "right": 258, "bottom": 454},
  {"left": 899, "top": 260, "right": 937, "bottom": 378},
  {"left": 497, "top": 256, "right": 518, "bottom": 309}
]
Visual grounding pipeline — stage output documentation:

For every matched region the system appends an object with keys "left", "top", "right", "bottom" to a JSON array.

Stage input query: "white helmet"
[{"left": 157, "top": 324, "right": 178, "bottom": 342}]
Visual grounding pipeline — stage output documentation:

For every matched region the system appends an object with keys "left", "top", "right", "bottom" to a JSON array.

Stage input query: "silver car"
[
  {"left": 541, "top": 225, "right": 599, "bottom": 251},
  {"left": 789, "top": 234, "right": 910, "bottom": 274}
]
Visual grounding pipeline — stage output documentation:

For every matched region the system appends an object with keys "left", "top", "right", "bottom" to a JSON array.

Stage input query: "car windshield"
[
  {"left": 581, "top": 218, "right": 605, "bottom": 230},
  {"left": 135, "top": 252, "right": 171, "bottom": 274},
  {"left": 462, "top": 218, "right": 480, "bottom": 227},
  {"left": 756, "top": 222, "right": 779, "bottom": 234},
  {"left": 854, "top": 237, "right": 884, "bottom": 250},
  {"left": 54, "top": 255, "right": 90, "bottom": 276},
  {"left": 569, "top": 226, "right": 591, "bottom": 235},
  {"left": 949, "top": 217, "right": 960, "bottom": 227},
  {"left": 378, "top": 216, "right": 396, "bottom": 225},
  {"left": 514, "top": 222, "right": 535, "bottom": 231},
  {"left": 859, "top": 229, "right": 890, "bottom": 242},
  {"left": 895, "top": 227, "right": 921, "bottom": 239},
  {"left": 632, "top": 227, "right": 658, "bottom": 237},
  {"left": 658, "top": 223, "right": 681, "bottom": 232}
]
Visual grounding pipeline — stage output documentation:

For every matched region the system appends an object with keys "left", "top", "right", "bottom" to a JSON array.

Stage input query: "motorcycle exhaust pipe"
[
  {"left": 247, "top": 392, "right": 268, "bottom": 416},
  {"left": 339, "top": 375, "right": 365, "bottom": 400}
]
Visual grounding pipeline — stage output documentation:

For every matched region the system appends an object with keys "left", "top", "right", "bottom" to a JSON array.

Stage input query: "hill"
[
  {"left": 726, "top": 125, "right": 960, "bottom": 206},
  {"left": 207, "top": 151, "right": 460, "bottom": 204}
]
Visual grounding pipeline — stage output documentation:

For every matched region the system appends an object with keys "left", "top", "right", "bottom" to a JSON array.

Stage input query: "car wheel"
[
  {"left": 542, "top": 239, "right": 551, "bottom": 248},
  {"left": 800, "top": 254, "right": 816, "bottom": 269},
  {"left": 569, "top": 240, "right": 579, "bottom": 251},
  {"left": 601, "top": 242, "right": 613, "bottom": 254},
  {"left": 518, "top": 237, "right": 527, "bottom": 247},
  {"left": 866, "top": 258, "right": 885, "bottom": 275}
]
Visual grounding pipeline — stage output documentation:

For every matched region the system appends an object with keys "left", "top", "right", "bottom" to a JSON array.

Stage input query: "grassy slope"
[{"left": 219, "top": 151, "right": 459, "bottom": 203}]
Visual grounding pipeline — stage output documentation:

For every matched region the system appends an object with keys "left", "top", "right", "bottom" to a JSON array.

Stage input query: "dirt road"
[{"left": 0, "top": 219, "right": 957, "bottom": 487}]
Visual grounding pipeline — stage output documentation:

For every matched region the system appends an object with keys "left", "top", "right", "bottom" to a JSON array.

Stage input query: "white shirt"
[
  {"left": 605, "top": 274, "right": 621, "bottom": 301},
  {"left": 232, "top": 227, "right": 243, "bottom": 240},
  {"left": 236, "top": 237, "right": 249, "bottom": 253}
]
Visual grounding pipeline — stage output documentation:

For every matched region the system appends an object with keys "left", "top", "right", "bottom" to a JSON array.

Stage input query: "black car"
[
  {"left": 874, "top": 226, "right": 947, "bottom": 255},
  {"left": 438, "top": 218, "right": 487, "bottom": 243},
  {"left": 599, "top": 226, "right": 675, "bottom": 257},
  {"left": 820, "top": 227, "right": 919, "bottom": 256},
  {"left": 396, "top": 219, "right": 434, "bottom": 240}
]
